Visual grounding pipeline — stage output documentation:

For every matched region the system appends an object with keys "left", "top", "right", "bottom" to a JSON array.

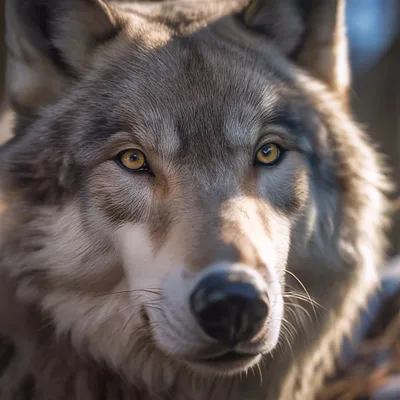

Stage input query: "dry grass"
[
  {"left": 0, "top": 107, "right": 14, "bottom": 145},
  {"left": 317, "top": 290, "right": 400, "bottom": 400}
]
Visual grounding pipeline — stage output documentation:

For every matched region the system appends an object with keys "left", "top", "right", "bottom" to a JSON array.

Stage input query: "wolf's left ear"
[
  {"left": 5, "top": 0, "right": 122, "bottom": 115},
  {"left": 240, "top": 0, "right": 350, "bottom": 101}
]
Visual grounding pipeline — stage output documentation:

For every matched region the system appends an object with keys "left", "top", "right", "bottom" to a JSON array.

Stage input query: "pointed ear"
[
  {"left": 5, "top": 0, "right": 122, "bottom": 116},
  {"left": 241, "top": 0, "right": 350, "bottom": 102}
]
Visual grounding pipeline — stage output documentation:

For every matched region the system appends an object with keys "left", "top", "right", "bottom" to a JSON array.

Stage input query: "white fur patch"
[{"left": 116, "top": 223, "right": 178, "bottom": 290}]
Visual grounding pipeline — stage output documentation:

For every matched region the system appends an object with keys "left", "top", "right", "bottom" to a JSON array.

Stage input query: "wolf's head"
[{"left": 0, "top": 0, "right": 389, "bottom": 390}]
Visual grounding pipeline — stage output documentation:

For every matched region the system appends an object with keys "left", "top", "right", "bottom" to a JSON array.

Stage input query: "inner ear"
[
  {"left": 240, "top": 0, "right": 305, "bottom": 55},
  {"left": 240, "top": 0, "right": 350, "bottom": 102},
  {"left": 14, "top": 1, "right": 77, "bottom": 77},
  {"left": 5, "top": 0, "right": 123, "bottom": 116}
]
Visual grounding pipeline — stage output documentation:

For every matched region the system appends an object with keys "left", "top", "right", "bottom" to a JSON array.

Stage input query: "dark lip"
[{"left": 200, "top": 351, "right": 258, "bottom": 363}]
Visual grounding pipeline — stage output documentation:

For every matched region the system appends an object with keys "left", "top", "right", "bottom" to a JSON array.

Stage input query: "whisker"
[
  {"left": 256, "top": 361, "right": 263, "bottom": 385},
  {"left": 284, "top": 305, "right": 309, "bottom": 334},
  {"left": 128, "top": 321, "right": 160, "bottom": 338},
  {"left": 284, "top": 300, "right": 312, "bottom": 317},
  {"left": 94, "top": 305, "right": 144, "bottom": 333},
  {"left": 284, "top": 270, "right": 314, "bottom": 310},
  {"left": 283, "top": 290, "right": 323, "bottom": 310},
  {"left": 144, "top": 305, "right": 163, "bottom": 313},
  {"left": 279, "top": 323, "right": 295, "bottom": 355},
  {"left": 93, "top": 288, "right": 162, "bottom": 299}
]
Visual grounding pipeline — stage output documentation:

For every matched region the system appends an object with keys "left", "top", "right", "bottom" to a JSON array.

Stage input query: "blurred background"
[{"left": 346, "top": 0, "right": 400, "bottom": 257}]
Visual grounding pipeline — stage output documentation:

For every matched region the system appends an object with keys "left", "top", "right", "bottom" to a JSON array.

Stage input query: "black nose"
[{"left": 190, "top": 270, "right": 269, "bottom": 345}]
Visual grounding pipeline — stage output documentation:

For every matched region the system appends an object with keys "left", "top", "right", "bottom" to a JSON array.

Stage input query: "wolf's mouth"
[{"left": 200, "top": 351, "right": 258, "bottom": 363}]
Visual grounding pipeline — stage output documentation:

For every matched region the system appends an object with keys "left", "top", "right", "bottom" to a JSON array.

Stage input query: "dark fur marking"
[
  {"left": 289, "top": 0, "right": 317, "bottom": 60},
  {"left": 0, "top": 334, "right": 15, "bottom": 378},
  {"left": 16, "top": 0, "right": 77, "bottom": 78},
  {"left": 91, "top": 23, "right": 124, "bottom": 50},
  {"left": 14, "top": 374, "right": 36, "bottom": 400}
]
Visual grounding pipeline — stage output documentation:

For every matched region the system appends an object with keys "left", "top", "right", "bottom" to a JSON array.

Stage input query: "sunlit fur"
[{"left": 0, "top": 0, "right": 392, "bottom": 399}]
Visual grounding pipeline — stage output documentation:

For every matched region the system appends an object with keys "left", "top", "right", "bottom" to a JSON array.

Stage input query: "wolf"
[{"left": 0, "top": 0, "right": 391, "bottom": 399}]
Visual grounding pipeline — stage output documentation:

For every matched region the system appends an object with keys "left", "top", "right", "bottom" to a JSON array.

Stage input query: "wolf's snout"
[{"left": 189, "top": 269, "right": 269, "bottom": 345}]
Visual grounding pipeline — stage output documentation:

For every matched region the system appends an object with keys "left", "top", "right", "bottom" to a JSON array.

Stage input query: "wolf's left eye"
[
  {"left": 115, "top": 149, "right": 149, "bottom": 171},
  {"left": 255, "top": 143, "right": 282, "bottom": 166}
]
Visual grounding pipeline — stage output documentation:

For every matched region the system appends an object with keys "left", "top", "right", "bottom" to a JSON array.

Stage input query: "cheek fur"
[
  {"left": 258, "top": 153, "right": 310, "bottom": 216},
  {"left": 86, "top": 164, "right": 153, "bottom": 224}
]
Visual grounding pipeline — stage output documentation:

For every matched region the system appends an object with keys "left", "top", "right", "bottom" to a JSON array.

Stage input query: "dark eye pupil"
[{"left": 130, "top": 154, "right": 141, "bottom": 161}]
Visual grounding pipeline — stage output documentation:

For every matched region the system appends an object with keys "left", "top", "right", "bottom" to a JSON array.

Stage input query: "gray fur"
[{"left": 0, "top": 0, "right": 392, "bottom": 399}]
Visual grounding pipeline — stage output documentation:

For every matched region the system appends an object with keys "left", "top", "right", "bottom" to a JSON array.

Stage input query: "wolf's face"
[{"left": 0, "top": 0, "right": 388, "bottom": 387}]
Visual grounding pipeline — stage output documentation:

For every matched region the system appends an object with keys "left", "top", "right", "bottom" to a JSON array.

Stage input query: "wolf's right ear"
[
  {"left": 5, "top": 0, "right": 122, "bottom": 116},
  {"left": 239, "top": 0, "right": 350, "bottom": 103}
]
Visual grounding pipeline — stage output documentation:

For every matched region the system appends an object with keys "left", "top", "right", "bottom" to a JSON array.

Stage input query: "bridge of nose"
[{"left": 180, "top": 198, "right": 269, "bottom": 274}]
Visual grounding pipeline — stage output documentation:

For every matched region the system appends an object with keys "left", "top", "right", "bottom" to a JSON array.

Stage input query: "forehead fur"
[
  {"left": 41, "top": 24, "right": 321, "bottom": 159},
  {"left": 0, "top": 0, "right": 342, "bottom": 209},
  {"left": 4, "top": 0, "right": 331, "bottom": 156}
]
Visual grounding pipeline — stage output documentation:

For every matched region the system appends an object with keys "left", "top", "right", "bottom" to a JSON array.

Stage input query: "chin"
[
  {"left": 185, "top": 352, "right": 263, "bottom": 376},
  {"left": 143, "top": 263, "right": 283, "bottom": 377}
]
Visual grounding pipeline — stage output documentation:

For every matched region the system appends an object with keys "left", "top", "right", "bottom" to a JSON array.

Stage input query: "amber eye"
[
  {"left": 116, "top": 149, "right": 148, "bottom": 171},
  {"left": 255, "top": 143, "right": 282, "bottom": 166}
]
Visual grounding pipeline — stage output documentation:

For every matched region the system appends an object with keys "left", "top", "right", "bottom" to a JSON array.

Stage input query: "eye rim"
[
  {"left": 114, "top": 149, "right": 152, "bottom": 173},
  {"left": 254, "top": 143, "right": 284, "bottom": 166}
]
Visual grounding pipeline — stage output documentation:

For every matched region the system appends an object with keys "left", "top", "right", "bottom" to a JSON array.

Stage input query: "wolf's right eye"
[{"left": 115, "top": 149, "right": 150, "bottom": 172}]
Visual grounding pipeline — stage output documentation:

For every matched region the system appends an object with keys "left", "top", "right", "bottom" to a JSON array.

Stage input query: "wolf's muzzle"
[{"left": 189, "top": 268, "right": 269, "bottom": 345}]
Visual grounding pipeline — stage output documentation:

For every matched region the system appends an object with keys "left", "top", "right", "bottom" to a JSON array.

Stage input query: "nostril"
[{"left": 190, "top": 271, "right": 269, "bottom": 345}]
